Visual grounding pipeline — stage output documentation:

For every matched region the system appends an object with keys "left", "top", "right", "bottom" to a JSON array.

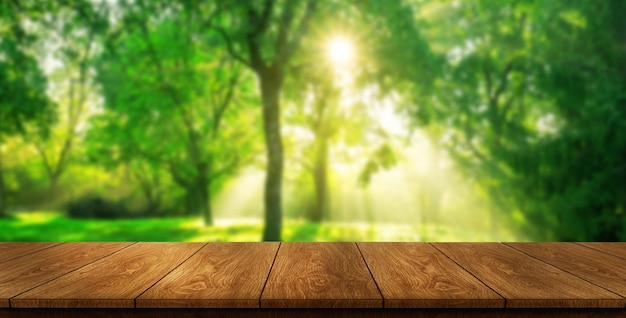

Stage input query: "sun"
[{"left": 327, "top": 37, "right": 354, "bottom": 66}]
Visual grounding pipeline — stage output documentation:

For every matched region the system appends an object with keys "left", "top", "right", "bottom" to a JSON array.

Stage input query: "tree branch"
[
  {"left": 196, "top": 1, "right": 224, "bottom": 33},
  {"left": 246, "top": 30, "right": 266, "bottom": 72},
  {"left": 277, "top": 0, "right": 317, "bottom": 64},
  {"left": 484, "top": 60, "right": 514, "bottom": 130},
  {"left": 483, "top": 62, "right": 493, "bottom": 100},
  {"left": 168, "top": 161, "right": 190, "bottom": 188},
  {"left": 209, "top": 151, "right": 241, "bottom": 180},
  {"left": 54, "top": 29, "right": 96, "bottom": 183},
  {"left": 492, "top": 61, "right": 514, "bottom": 104},
  {"left": 249, "top": 0, "right": 275, "bottom": 37},
  {"left": 214, "top": 26, "right": 252, "bottom": 68},
  {"left": 244, "top": 0, "right": 278, "bottom": 71},
  {"left": 462, "top": 120, "right": 488, "bottom": 164},
  {"left": 135, "top": 15, "right": 205, "bottom": 167},
  {"left": 32, "top": 141, "right": 54, "bottom": 180},
  {"left": 275, "top": 0, "right": 296, "bottom": 58},
  {"left": 500, "top": 91, "right": 516, "bottom": 120},
  {"left": 212, "top": 66, "right": 240, "bottom": 138}
]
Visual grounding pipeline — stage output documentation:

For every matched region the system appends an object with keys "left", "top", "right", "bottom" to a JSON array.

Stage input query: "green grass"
[{"left": 0, "top": 212, "right": 518, "bottom": 242}]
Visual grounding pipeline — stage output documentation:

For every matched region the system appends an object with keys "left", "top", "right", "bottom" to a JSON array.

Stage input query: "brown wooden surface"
[
  {"left": 261, "top": 242, "right": 382, "bottom": 308},
  {"left": 137, "top": 242, "right": 279, "bottom": 308},
  {"left": 0, "top": 243, "right": 60, "bottom": 263},
  {"left": 2, "top": 308, "right": 626, "bottom": 318},
  {"left": 432, "top": 243, "right": 625, "bottom": 308},
  {"left": 357, "top": 243, "right": 504, "bottom": 308},
  {"left": 0, "top": 242, "right": 625, "bottom": 314},
  {"left": 578, "top": 243, "right": 626, "bottom": 259},
  {"left": 506, "top": 242, "right": 626, "bottom": 298},
  {"left": 0, "top": 243, "right": 132, "bottom": 308},
  {"left": 12, "top": 243, "right": 205, "bottom": 308}
]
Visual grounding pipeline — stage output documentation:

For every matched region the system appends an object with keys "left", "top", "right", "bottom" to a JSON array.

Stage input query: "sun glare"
[{"left": 327, "top": 37, "right": 354, "bottom": 66}]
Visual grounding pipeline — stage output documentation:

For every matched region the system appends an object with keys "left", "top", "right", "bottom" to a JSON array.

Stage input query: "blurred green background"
[{"left": 1, "top": 0, "right": 624, "bottom": 242}]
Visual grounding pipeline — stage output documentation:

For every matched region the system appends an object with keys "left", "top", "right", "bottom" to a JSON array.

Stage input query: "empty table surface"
[{"left": 0, "top": 242, "right": 625, "bottom": 312}]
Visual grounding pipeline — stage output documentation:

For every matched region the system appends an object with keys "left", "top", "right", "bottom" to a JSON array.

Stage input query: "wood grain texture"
[
  {"left": 578, "top": 243, "right": 626, "bottom": 260},
  {"left": 11, "top": 243, "right": 205, "bottom": 308},
  {"left": 261, "top": 242, "right": 382, "bottom": 308},
  {"left": 432, "top": 243, "right": 625, "bottom": 308},
  {"left": 357, "top": 243, "right": 504, "bottom": 308},
  {"left": 0, "top": 243, "right": 60, "bottom": 263},
  {"left": 1, "top": 242, "right": 625, "bottom": 314},
  {"left": 506, "top": 242, "right": 626, "bottom": 298},
  {"left": 137, "top": 242, "right": 279, "bottom": 308},
  {"left": 2, "top": 308, "right": 626, "bottom": 318},
  {"left": 0, "top": 242, "right": 132, "bottom": 308}
]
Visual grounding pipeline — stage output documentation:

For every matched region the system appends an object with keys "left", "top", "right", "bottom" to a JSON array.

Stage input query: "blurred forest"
[{"left": 0, "top": 0, "right": 624, "bottom": 242}]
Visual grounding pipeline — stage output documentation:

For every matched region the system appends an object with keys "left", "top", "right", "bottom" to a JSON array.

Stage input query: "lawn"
[{"left": 0, "top": 212, "right": 517, "bottom": 242}]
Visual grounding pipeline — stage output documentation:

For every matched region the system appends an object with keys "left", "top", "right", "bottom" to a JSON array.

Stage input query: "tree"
[
  {"left": 211, "top": 0, "right": 318, "bottom": 240},
  {"left": 283, "top": 71, "right": 400, "bottom": 222},
  {"left": 91, "top": 1, "right": 259, "bottom": 224},
  {"left": 405, "top": 0, "right": 626, "bottom": 240},
  {"left": 283, "top": 64, "right": 341, "bottom": 222},
  {"left": 24, "top": 1, "right": 104, "bottom": 191},
  {"left": 516, "top": 0, "right": 626, "bottom": 240},
  {"left": 0, "top": 0, "right": 56, "bottom": 216}
]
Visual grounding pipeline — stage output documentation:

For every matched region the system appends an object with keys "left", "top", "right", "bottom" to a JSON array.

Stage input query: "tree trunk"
[
  {"left": 259, "top": 67, "right": 284, "bottom": 241},
  {"left": 188, "top": 185, "right": 213, "bottom": 226},
  {"left": 184, "top": 177, "right": 212, "bottom": 226},
  {"left": 199, "top": 177, "right": 212, "bottom": 226},
  {"left": 184, "top": 188, "right": 199, "bottom": 216},
  {"left": 311, "top": 138, "right": 329, "bottom": 222},
  {"left": 140, "top": 182, "right": 161, "bottom": 216}
]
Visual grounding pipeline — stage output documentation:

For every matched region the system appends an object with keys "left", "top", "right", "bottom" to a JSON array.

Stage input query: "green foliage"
[
  {"left": 0, "top": 2, "right": 55, "bottom": 138},
  {"left": 367, "top": 0, "right": 438, "bottom": 88},
  {"left": 406, "top": 0, "right": 626, "bottom": 241},
  {"left": 2, "top": 0, "right": 625, "bottom": 242},
  {"left": 88, "top": 2, "right": 261, "bottom": 222},
  {"left": 358, "top": 143, "right": 397, "bottom": 187}
]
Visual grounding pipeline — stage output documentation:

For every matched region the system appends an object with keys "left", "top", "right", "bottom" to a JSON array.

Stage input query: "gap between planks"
[
  {"left": 5, "top": 242, "right": 626, "bottom": 310},
  {"left": 0, "top": 243, "right": 62, "bottom": 264},
  {"left": 432, "top": 242, "right": 625, "bottom": 308},
  {"left": 504, "top": 242, "right": 626, "bottom": 301},
  {"left": 257, "top": 242, "right": 282, "bottom": 308},
  {"left": 429, "top": 242, "right": 508, "bottom": 308},
  {"left": 133, "top": 242, "right": 209, "bottom": 308},
  {"left": 575, "top": 242, "right": 626, "bottom": 260},
  {"left": 355, "top": 243, "right": 386, "bottom": 308},
  {"left": 8, "top": 242, "right": 138, "bottom": 309}
]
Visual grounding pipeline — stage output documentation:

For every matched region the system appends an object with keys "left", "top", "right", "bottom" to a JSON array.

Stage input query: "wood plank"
[
  {"left": 261, "top": 242, "right": 382, "bottom": 308},
  {"left": 11, "top": 242, "right": 205, "bottom": 308},
  {"left": 578, "top": 243, "right": 626, "bottom": 260},
  {"left": 357, "top": 243, "right": 504, "bottom": 308},
  {"left": 432, "top": 243, "right": 625, "bottom": 308},
  {"left": 0, "top": 242, "right": 132, "bottom": 308},
  {"left": 506, "top": 242, "right": 626, "bottom": 298},
  {"left": 0, "top": 243, "right": 60, "bottom": 263},
  {"left": 2, "top": 308, "right": 626, "bottom": 318},
  {"left": 137, "top": 242, "right": 279, "bottom": 308}
]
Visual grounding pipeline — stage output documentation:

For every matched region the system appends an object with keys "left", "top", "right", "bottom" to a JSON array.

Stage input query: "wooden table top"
[{"left": 1, "top": 242, "right": 625, "bottom": 310}]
